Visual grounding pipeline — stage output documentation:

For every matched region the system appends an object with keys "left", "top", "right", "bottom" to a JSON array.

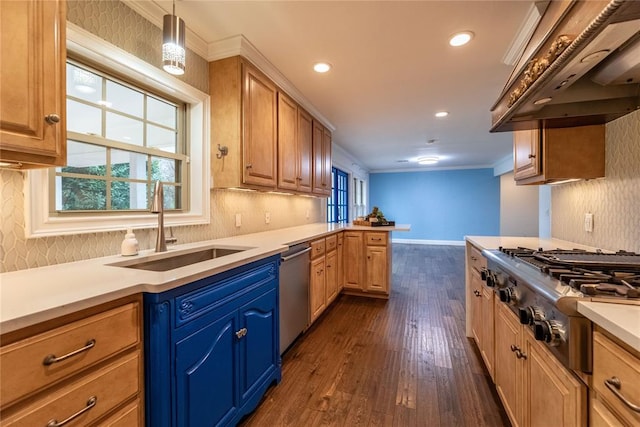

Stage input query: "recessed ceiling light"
[
  {"left": 435, "top": 111, "right": 449, "bottom": 118},
  {"left": 418, "top": 156, "right": 439, "bottom": 165},
  {"left": 426, "top": 138, "right": 437, "bottom": 144},
  {"left": 313, "top": 62, "right": 332, "bottom": 73},
  {"left": 449, "top": 31, "right": 474, "bottom": 47}
]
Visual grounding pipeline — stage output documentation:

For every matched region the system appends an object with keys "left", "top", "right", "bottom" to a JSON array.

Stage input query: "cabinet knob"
[
  {"left": 246, "top": 164, "right": 252, "bottom": 169},
  {"left": 45, "top": 113, "right": 61, "bottom": 124},
  {"left": 528, "top": 154, "right": 536, "bottom": 159},
  {"left": 235, "top": 328, "right": 248, "bottom": 339}
]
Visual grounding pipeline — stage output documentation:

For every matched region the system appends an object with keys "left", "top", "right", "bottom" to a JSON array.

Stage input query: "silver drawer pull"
[
  {"left": 43, "top": 339, "right": 96, "bottom": 366},
  {"left": 47, "top": 396, "right": 97, "bottom": 427},
  {"left": 605, "top": 377, "right": 640, "bottom": 412}
]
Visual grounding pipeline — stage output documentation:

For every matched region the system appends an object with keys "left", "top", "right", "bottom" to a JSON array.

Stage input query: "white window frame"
[{"left": 25, "top": 24, "right": 210, "bottom": 238}]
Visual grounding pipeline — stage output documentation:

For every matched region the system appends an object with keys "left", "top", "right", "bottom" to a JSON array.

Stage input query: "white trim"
[
  {"left": 392, "top": 238, "right": 465, "bottom": 246},
  {"left": 25, "top": 24, "right": 210, "bottom": 238},
  {"left": 502, "top": 2, "right": 545, "bottom": 66},
  {"left": 493, "top": 154, "right": 514, "bottom": 176}
]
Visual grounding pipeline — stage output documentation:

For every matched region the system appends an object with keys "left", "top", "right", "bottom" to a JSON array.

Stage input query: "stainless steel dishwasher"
[{"left": 279, "top": 243, "right": 311, "bottom": 355}]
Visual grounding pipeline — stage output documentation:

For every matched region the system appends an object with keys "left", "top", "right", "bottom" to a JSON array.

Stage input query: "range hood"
[{"left": 491, "top": 0, "right": 640, "bottom": 133}]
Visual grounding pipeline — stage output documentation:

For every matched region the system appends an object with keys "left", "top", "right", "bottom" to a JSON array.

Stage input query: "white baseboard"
[{"left": 392, "top": 238, "right": 465, "bottom": 246}]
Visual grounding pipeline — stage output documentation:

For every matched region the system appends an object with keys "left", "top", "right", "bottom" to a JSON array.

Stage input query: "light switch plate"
[
  {"left": 584, "top": 213, "right": 593, "bottom": 232},
  {"left": 265, "top": 212, "right": 271, "bottom": 224}
]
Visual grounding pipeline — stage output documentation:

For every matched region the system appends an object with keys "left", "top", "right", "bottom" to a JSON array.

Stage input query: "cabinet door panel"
[
  {"left": 239, "top": 289, "right": 278, "bottom": 403},
  {"left": 470, "top": 273, "right": 483, "bottom": 345},
  {"left": 277, "top": 92, "right": 298, "bottom": 191},
  {"left": 322, "top": 128, "right": 332, "bottom": 196},
  {"left": 343, "top": 232, "right": 363, "bottom": 290},
  {"left": 310, "top": 257, "right": 326, "bottom": 322},
  {"left": 326, "top": 250, "right": 338, "bottom": 303},
  {"left": 312, "top": 121, "right": 324, "bottom": 194},
  {"left": 242, "top": 64, "right": 277, "bottom": 187},
  {"left": 525, "top": 331, "right": 586, "bottom": 427},
  {"left": 495, "top": 303, "right": 523, "bottom": 427},
  {"left": 175, "top": 310, "right": 238, "bottom": 427},
  {"left": 513, "top": 129, "right": 540, "bottom": 180},
  {"left": 480, "top": 283, "right": 495, "bottom": 380},
  {"left": 0, "top": 0, "right": 66, "bottom": 166},
  {"left": 297, "top": 108, "right": 313, "bottom": 192},
  {"left": 365, "top": 245, "right": 387, "bottom": 293}
]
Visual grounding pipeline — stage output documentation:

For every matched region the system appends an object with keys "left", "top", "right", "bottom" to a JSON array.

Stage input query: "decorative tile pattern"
[
  {"left": 67, "top": 0, "right": 209, "bottom": 93},
  {"left": 551, "top": 110, "right": 640, "bottom": 252}
]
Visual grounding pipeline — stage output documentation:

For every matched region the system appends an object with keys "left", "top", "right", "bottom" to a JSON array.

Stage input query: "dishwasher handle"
[{"left": 281, "top": 247, "right": 311, "bottom": 262}]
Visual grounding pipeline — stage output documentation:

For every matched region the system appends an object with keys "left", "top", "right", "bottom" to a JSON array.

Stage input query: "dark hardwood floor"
[{"left": 240, "top": 244, "right": 509, "bottom": 426}]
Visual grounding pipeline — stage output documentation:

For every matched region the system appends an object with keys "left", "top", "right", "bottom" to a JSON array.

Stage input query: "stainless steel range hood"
[{"left": 491, "top": 0, "right": 640, "bottom": 133}]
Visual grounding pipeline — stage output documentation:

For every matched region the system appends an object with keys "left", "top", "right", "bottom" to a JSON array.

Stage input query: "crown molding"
[{"left": 123, "top": 0, "right": 209, "bottom": 59}]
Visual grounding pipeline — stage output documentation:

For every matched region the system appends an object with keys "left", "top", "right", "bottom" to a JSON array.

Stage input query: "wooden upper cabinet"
[
  {"left": 277, "top": 92, "right": 298, "bottom": 191},
  {"left": 277, "top": 92, "right": 313, "bottom": 193},
  {"left": 210, "top": 56, "right": 277, "bottom": 189},
  {"left": 513, "top": 125, "right": 605, "bottom": 185},
  {"left": 312, "top": 120, "right": 332, "bottom": 196},
  {"left": 0, "top": 0, "right": 67, "bottom": 168}
]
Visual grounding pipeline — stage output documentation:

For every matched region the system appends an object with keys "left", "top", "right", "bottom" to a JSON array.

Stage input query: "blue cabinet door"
[
  {"left": 238, "top": 288, "right": 280, "bottom": 410},
  {"left": 175, "top": 308, "right": 239, "bottom": 427}
]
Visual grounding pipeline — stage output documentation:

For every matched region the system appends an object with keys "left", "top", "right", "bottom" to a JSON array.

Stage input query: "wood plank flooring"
[{"left": 240, "top": 244, "right": 509, "bottom": 426}]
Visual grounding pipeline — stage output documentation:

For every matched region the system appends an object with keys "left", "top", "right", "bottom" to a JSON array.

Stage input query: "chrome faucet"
[{"left": 150, "top": 181, "right": 167, "bottom": 252}]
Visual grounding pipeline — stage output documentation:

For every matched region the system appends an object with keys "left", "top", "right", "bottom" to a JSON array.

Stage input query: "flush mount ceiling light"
[
  {"left": 313, "top": 62, "right": 332, "bottom": 73},
  {"left": 533, "top": 97, "right": 553, "bottom": 105},
  {"left": 435, "top": 111, "right": 449, "bottom": 118},
  {"left": 418, "top": 156, "right": 439, "bottom": 165},
  {"left": 162, "top": 0, "right": 186, "bottom": 76},
  {"left": 449, "top": 31, "right": 474, "bottom": 47}
]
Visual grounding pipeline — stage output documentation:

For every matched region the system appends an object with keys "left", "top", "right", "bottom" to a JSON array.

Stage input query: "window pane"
[
  {"left": 111, "top": 182, "right": 148, "bottom": 210},
  {"left": 59, "top": 177, "right": 106, "bottom": 210},
  {"left": 67, "top": 99, "right": 102, "bottom": 136},
  {"left": 151, "top": 157, "right": 177, "bottom": 183},
  {"left": 106, "top": 112, "right": 143, "bottom": 145},
  {"left": 105, "top": 80, "right": 144, "bottom": 118},
  {"left": 147, "top": 124, "right": 177, "bottom": 152},
  {"left": 62, "top": 141, "right": 106, "bottom": 176},
  {"left": 111, "top": 150, "right": 148, "bottom": 180},
  {"left": 162, "top": 185, "right": 178, "bottom": 209},
  {"left": 67, "top": 64, "right": 101, "bottom": 103},
  {"left": 148, "top": 96, "right": 176, "bottom": 128}
]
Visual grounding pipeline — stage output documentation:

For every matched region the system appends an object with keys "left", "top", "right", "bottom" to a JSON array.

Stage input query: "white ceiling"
[{"left": 131, "top": 1, "right": 536, "bottom": 172}]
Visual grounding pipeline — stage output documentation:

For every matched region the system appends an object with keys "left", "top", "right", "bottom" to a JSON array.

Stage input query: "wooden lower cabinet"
[
  {"left": 479, "top": 281, "right": 495, "bottom": 379},
  {"left": 144, "top": 255, "right": 281, "bottom": 427},
  {"left": 337, "top": 233, "right": 344, "bottom": 292},
  {"left": 325, "top": 248, "right": 338, "bottom": 304},
  {"left": 309, "top": 235, "right": 339, "bottom": 324},
  {"left": 310, "top": 255, "right": 327, "bottom": 323},
  {"left": 494, "top": 302, "right": 586, "bottom": 427},
  {"left": 591, "top": 329, "right": 640, "bottom": 426},
  {"left": 342, "top": 231, "right": 391, "bottom": 298},
  {"left": 0, "top": 295, "right": 144, "bottom": 426}
]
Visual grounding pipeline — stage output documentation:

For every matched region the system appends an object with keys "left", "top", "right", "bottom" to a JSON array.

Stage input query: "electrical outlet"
[
  {"left": 305, "top": 210, "right": 310, "bottom": 219},
  {"left": 265, "top": 212, "right": 271, "bottom": 224},
  {"left": 235, "top": 213, "right": 242, "bottom": 227},
  {"left": 584, "top": 213, "right": 593, "bottom": 232}
]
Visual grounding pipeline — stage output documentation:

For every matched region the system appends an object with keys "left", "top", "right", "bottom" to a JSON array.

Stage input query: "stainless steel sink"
[{"left": 109, "top": 246, "right": 250, "bottom": 272}]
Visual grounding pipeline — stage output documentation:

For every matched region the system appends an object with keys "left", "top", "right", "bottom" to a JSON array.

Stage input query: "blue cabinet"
[{"left": 144, "top": 255, "right": 281, "bottom": 427}]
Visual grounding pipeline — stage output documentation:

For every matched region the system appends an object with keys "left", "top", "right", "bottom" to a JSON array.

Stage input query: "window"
[
  {"left": 58, "top": 61, "right": 186, "bottom": 212},
  {"left": 327, "top": 167, "right": 348, "bottom": 224},
  {"left": 26, "top": 24, "right": 210, "bottom": 237}
]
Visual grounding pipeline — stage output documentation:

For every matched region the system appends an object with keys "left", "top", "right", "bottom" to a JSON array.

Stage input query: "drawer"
[
  {"left": 325, "top": 234, "right": 337, "bottom": 252},
  {"left": 1, "top": 351, "right": 141, "bottom": 427},
  {"left": 365, "top": 232, "right": 387, "bottom": 246},
  {"left": 96, "top": 397, "right": 142, "bottom": 426},
  {"left": 311, "top": 238, "right": 326, "bottom": 259},
  {"left": 0, "top": 302, "right": 141, "bottom": 407},
  {"left": 593, "top": 331, "right": 640, "bottom": 426},
  {"left": 468, "top": 244, "right": 487, "bottom": 273},
  {"left": 590, "top": 397, "right": 625, "bottom": 427}
]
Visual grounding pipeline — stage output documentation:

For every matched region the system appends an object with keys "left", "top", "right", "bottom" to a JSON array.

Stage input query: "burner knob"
[
  {"left": 499, "top": 287, "right": 517, "bottom": 304},
  {"left": 485, "top": 272, "right": 495, "bottom": 288},
  {"left": 533, "top": 320, "right": 562, "bottom": 346},
  {"left": 480, "top": 269, "right": 487, "bottom": 281},
  {"left": 519, "top": 306, "right": 544, "bottom": 325}
]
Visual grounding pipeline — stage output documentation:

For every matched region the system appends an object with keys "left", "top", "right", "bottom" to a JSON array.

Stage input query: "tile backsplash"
[
  {"left": 551, "top": 110, "right": 640, "bottom": 252},
  {"left": 0, "top": 171, "right": 323, "bottom": 273}
]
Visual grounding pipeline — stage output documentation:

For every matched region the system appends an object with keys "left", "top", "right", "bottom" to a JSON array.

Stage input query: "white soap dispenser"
[{"left": 121, "top": 228, "right": 139, "bottom": 256}]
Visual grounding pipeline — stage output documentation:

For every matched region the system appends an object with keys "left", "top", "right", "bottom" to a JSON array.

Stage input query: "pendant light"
[{"left": 162, "top": 0, "right": 186, "bottom": 75}]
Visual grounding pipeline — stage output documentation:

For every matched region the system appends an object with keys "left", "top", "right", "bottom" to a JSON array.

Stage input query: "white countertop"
[
  {"left": 0, "top": 223, "right": 410, "bottom": 334},
  {"left": 577, "top": 301, "right": 640, "bottom": 352}
]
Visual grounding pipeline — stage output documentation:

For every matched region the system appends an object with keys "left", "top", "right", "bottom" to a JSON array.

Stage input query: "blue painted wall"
[{"left": 369, "top": 169, "right": 500, "bottom": 241}]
